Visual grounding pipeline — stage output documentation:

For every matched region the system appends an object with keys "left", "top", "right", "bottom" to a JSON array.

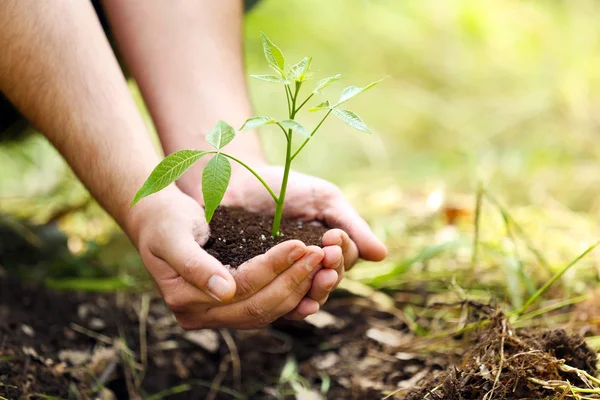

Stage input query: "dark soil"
[
  {"left": 406, "top": 313, "right": 599, "bottom": 400},
  {"left": 1, "top": 275, "right": 598, "bottom": 399},
  {"left": 0, "top": 275, "right": 418, "bottom": 399},
  {"left": 205, "top": 207, "right": 328, "bottom": 267}
]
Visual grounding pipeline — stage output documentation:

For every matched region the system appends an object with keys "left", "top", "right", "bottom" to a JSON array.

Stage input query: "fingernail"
[
  {"left": 288, "top": 247, "right": 305, "bottom": 265},
  {"left": 207, "top": 275, "right": 230, "bottom": 301},
  {"left": 305, "top": 252, "right": 322, "bottom": 272}
]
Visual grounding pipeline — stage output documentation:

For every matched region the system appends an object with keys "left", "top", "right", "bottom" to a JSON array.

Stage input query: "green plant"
[{"left": 131, "top": 33, "right": 382, "bottom": 237}]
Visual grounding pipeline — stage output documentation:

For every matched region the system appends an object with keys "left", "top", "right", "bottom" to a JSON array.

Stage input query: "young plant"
[{"left": 131, "top": 33, "right": 383, "bottom": 237}]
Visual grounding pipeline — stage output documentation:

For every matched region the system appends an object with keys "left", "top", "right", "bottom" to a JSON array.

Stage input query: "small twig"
[
  {"left": 69, "top": 323, "right": 113, "bottom": 345},
  {"left": 135, "top": 294, "right": 150, "bottom": 390},
  {"left": 483, "top": 319, "right": 507, "bottom": 400},
  {"left": 220, "top": 329, "right": 242, "bottom": 392},
  {"left": 207, "top": 354, "right": 232, "bottom": 400},
  {"left": 560, "top": 364, "right": 600, "bottom": 387},
  {"left": 469, "top": 183, "right": 484, "bottom": 277}
]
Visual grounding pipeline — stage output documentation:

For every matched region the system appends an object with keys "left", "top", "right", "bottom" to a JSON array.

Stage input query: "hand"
[
  {"left": 124, "top": 187, "right": 326, "bottom": 329},
  {"left": 222, "top": 164, "right": 388, "bottom": 318}
]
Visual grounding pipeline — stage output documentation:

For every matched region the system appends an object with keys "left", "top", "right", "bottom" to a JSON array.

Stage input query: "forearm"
[
  {"left": 0, "top": 0, "right": 161, "bottom": 228},
  {"left": 102, "top": 0, "right": 266, "bottom": 200}
]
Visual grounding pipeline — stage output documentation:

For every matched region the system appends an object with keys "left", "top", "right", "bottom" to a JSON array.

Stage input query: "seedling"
[{"left": 131, "top": 33, "right": 383, "bottom": 237}]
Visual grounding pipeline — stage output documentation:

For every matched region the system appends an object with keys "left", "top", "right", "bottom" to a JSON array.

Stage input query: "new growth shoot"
[{"left": 131, "top": 33, "right": 383, "bottom": 237}]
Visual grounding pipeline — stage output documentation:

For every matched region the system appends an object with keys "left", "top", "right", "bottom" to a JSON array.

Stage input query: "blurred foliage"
[{"left": 0, "top": 0, "right": 599, "bottom": 306}]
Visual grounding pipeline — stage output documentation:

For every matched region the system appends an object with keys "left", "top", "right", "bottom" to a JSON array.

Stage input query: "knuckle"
[
  {"left": 176, "top": 316, "right": 204, "bottom": 331},
  {"left": 244, "top": 299, "right": 273, "bottom": 326},
  {"left": 282, "top": 272, "right": 304, "bottom": 294},
  {"left": 234, "top": 273, "right": 257, "bottom": 299},
  {"left": 164, "top": 294, "right": 189, "bottom": 313},
  {"left": 181, "top": 255, "right": 200, "bottom": 284}
]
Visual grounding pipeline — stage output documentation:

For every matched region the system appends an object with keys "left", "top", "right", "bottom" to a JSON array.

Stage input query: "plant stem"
[
  {"left": 276, "top": 122, "right": 290, "bottom": 140},
  {"left": 271, "top": 82, "right": 301, "bottom": 237},
  {"left": 290, "top": 109, "right": 332, "bottom": 161},
  {"left": 271, "top": 135, "right": 292, "bottom": 236},
  {"left": 214, "top": 152, "right": 278, "bottom": 203},
  {"left": 294, "top": 93, "right": 314, "bottom": 114},
  {"left": 285, "top": 85, "right": 292, "bottom": 116}
]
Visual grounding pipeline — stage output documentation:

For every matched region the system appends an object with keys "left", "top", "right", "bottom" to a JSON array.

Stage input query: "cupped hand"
[
  {"left": 124, "top": 188, "right": 325, "bottom": 329},
  {"left": 222, "top": 164, "right": 388, "bottom": 317}
]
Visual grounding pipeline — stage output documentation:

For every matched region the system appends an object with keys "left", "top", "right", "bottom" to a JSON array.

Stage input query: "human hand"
[
  {"left": 222, "top": 164, "right": 388, "bottom": 318},
  {"left": 124, "top": 187, "right": 326, "bottom": 329}
]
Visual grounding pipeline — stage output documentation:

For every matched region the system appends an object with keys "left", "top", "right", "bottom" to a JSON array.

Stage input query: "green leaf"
[
  {"left": 202, "top": 154, "right": 232, "bottom": 222},
  {"left": 131, "top": 150, "right": 207, "bottom": 206},
  {"left": 336, "top": 77, "right": 385, "bottom": 105},
  {"left": 313, "top": 74, "right": 341, "bottom": 94},
  {"left": 309, "top": 101, "right": 332, "bottom": 112},
  {"left": 279, "top": 119, "right": 309, "bottom": 137},
  {"left": 287, "top": 57, "right": 312, "bottom": 82},
  {"left": 260, "top": 32, "right": 285, "bottom": 75},
  {"left": 206, "top": 120, "right": 235, "bottom": 150},
  {"left": 240, "top": 116, "right": 275, "bottom": 131},
  {"left": 332, "top": 108, "right": 371, "bottom": 133},
  {"left": 250, "top": 74, "right": 289, "bottom": 84}
]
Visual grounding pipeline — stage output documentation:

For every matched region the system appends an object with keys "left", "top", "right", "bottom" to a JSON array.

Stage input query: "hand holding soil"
[{"left": 126, "top": 185, "right": 359, "bottom": 329}]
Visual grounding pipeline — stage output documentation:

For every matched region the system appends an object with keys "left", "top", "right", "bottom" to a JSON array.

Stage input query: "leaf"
[
  {"left": 202, "top": 154, "right": 232, "bottom": 222},
  {"left": 336, "top": 77, "right": 385, "bottom": 105},
  {"left": 279, "top": 119, "right": 309, "bottom": 137},
  {"left": 309, "top": 101, "right": 332, "bottom": 112},
  {"left": 287, "top": 57, "right": 312, "bottom": 82},
  {"left": 240, "top": 116, "right": 275, "bottom": 131},
  {"left": 260, "top": 32, "right": 285, "bottom": 75},
  {"left": 313, "top": 74, "right": 341, "bottom": 94},
  {"left": 332, "top": 108, "right": 371, "bottom": 133},
  {"left": 206, "top": 120, "right": 235, "bottom": 150},
  {"left": 250, "top": 74, "right": 289, "bottom": 84},
  {"left": 131, "top": 150, "right": 207, "bottom": 206}
]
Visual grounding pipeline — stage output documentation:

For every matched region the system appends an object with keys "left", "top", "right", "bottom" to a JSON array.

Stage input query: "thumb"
[{"left": 158, "top": 235, "right": 236, "bottom": 302}]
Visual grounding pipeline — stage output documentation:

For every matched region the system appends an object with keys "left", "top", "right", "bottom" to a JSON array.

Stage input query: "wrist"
[{"left": 123, "top": 185, "right": 184, "bottom": 247}]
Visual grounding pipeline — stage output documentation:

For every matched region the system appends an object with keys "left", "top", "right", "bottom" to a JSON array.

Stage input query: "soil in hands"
[{"left": 204, "top": 207, "right": 327, "bottom": 267}]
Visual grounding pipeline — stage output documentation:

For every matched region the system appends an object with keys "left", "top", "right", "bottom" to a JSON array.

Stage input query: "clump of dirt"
[
  {"left": 406, "top": 314, "right": 599, "bottom": 400},
  {"left": 204, "top": 207, "right": 327, "bottom": 267}
]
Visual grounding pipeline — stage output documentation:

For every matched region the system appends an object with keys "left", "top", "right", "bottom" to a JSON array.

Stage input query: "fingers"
[
  {"left": 299, "top": 244, "right": 343, "bottom": 317},
  {"left": 306, "top": 268, "right": 338, "bottom": 305},
  {"left": 284, "top": 298, "right": 320, "bottom": 321},
  {"left": 323, "top": 229, "right": 358, "bottom": 270},
  {"left": 322, "top": 196, "right": 387, "bottom": 262},
  {"left": 231, "top": 240, "right": 307, "bottom": 300},
  {"left": 204, "top": 246, "right": 324, "bottom": 328},
  {"left": 151, "top": 235, "right": 236, "bottom": 303}
]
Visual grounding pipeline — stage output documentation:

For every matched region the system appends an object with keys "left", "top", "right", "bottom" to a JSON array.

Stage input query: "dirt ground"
[{"left": 1, "top": 275, "right": 598, "bottom": 399}]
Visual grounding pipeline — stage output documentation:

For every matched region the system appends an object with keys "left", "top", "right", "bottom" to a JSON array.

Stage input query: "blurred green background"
[{"left": 1, "top": 0, "right": 600, "bottom": 307}]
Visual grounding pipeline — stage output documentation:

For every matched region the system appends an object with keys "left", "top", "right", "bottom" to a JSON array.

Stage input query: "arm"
[
  {"left": 0, "top": 0, "right": 326, "bottom": 328},
  {"left": 0, "top": 0, "right": 159, "bottom": 228},
  {"left": 101, "top": 0, "right": 265, "bottom": 202}
]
